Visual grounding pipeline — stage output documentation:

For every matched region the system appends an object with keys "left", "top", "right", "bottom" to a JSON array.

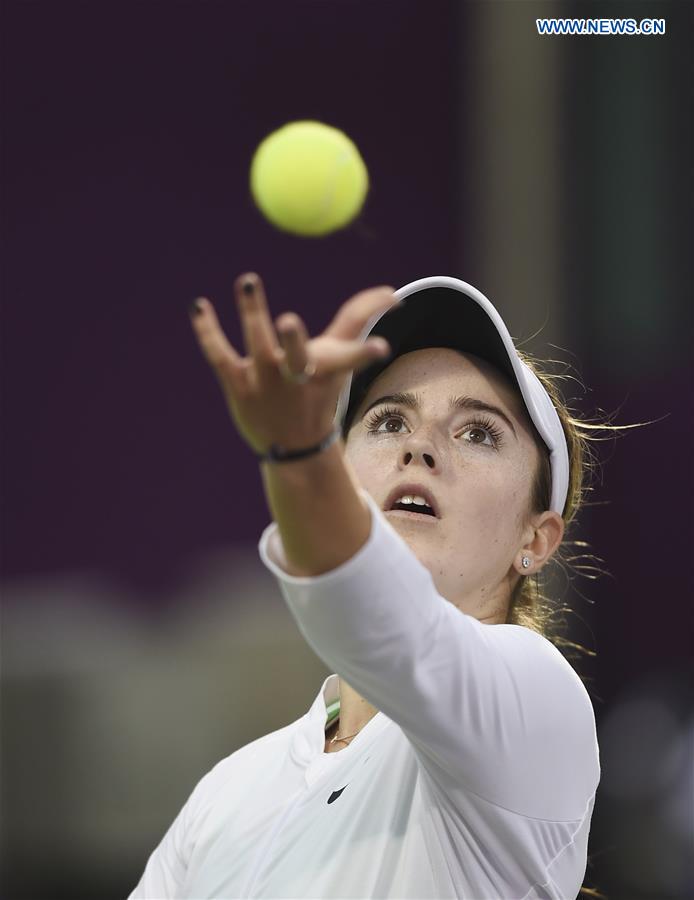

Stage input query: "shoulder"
[
  {"left": 492, "top": 623, "right": 595, "bottom": 720},
  {"left": 185, "top": 721, "right": 297, "bottom": 818}
]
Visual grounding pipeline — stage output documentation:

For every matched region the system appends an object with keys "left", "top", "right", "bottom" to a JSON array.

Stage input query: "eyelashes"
[{"left": 364, "top": 405, "right": 505, "bottom": 450}]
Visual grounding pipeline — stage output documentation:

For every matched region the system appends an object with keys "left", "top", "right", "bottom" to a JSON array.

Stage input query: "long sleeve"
[
  {"left": 258, "top": 487, "right": 600, "bottom": 823},
  {"left": 128, "top": 804, "right": 190, "bottom": 899},
  {"left": 127, "top": 763, "right": 218, "bottom": 899}
]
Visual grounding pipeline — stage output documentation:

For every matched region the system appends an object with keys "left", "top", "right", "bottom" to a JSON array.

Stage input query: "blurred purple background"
[{"left": 2, "top": 2, "right": 692, "bottom": 898}]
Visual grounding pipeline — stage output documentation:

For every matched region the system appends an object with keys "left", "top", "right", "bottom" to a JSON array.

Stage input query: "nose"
[
  {"left": 404, "top": 450, "right": 435, "bottom": 469},
  {"left": 399, "top": 431, "right": 438, "bottom": 470}
]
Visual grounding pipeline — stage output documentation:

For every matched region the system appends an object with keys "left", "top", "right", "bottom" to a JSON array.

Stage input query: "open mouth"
[
  {"left": 383, "top": 485, "right": 441, "bottom": 519},
  {"left": 386, "top": 504, "right": 438, "bottom": 521}
]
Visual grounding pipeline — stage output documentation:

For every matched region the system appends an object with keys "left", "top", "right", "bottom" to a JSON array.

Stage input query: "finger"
[
  {"left": 189, "top": 297, "right": 252, "bottom": 392},
  {"left": 276, "top": 312, "right": 311, "bottom": 377},
  {"left": 316, "top": 335, "right": 392, "bottom": 376},
  {"left": 234, "top": 273, "right": 282, "bottom": 369},
  {"left": 323, "top": 286, "right": 401, "bottom": 342}
]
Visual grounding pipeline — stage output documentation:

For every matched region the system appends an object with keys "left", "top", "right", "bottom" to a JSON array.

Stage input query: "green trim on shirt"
[{"left": 325, "top": 699, "right": 340, "bottom": 730}]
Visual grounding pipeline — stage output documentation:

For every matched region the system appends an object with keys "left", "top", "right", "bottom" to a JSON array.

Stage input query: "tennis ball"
[{"left": 249, "top": 120, "right": 369, "bottom": 237}]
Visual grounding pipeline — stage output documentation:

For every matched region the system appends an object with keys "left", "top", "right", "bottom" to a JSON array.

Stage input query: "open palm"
[{"left": 189, "top": 272, "right": 399, "bottom": 456}]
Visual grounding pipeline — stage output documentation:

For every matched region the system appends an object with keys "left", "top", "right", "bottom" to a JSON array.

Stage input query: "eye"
[
  {"left": 364, "top": 405, "right": 406, "bottom": 434},
  {"left": 365, "top": 407, "right": 504, "bottom": 450},
  {"left": 458, "top": 417, "right": 504, "bottom": 449}
]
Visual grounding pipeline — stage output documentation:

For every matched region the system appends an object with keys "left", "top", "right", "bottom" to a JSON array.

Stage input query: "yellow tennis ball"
[{"left": 249, "top": 120, "right": 369, "bottom": 237}]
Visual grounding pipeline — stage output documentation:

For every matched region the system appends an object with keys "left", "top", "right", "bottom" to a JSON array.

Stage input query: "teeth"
[{"left": 396, "top": 495, "right": 430, "bottom": 508}]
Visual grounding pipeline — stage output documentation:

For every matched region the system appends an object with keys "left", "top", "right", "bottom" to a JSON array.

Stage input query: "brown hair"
[{"left": 341, "top": 346, "right": 652, "bottom": 900}]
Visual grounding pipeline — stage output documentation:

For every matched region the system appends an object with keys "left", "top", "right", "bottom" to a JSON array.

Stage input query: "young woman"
[{"left": 129, "top": 273, "right": 602, "bottom": 899}]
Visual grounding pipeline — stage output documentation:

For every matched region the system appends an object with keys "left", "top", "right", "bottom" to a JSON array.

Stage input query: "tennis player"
[{"left": 129, "top": 273, "right": 600, "bottom": 899}]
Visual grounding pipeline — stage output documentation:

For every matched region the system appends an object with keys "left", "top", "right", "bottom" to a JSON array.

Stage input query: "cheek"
[
  {"left": 344, "top": 439, "right": 377, "bottom": 482},
  {"left": 457, "top": 470, "right": 524, "bottom": 538},
  {"left": 345, "top": 433, "right": 388, "bottom": 459}
]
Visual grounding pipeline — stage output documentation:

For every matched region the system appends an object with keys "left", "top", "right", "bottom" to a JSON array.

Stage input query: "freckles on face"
[{"left": 343, "top": 347, "right": 538, "bottom": 539}]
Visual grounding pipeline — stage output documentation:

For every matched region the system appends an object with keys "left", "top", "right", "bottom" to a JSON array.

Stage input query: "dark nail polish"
[
  {"left": 242, "top": 279, "right": 255, "bottom": 296},
  {"left": 190, "top": 298, "right": 204, "bottom": 316}
]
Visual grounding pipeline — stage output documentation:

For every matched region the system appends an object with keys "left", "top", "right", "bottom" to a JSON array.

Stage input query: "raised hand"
[{"left": 189, "top": 272, "right": 400, "bottom": 457}]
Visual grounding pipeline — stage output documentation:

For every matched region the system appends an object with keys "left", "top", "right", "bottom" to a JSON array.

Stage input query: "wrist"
[
  {"left": 259, "top": 432, "right": 368, "bottom": 576},
  {"left": 256, "top": 424, "right": 341, "bottom": 464}
]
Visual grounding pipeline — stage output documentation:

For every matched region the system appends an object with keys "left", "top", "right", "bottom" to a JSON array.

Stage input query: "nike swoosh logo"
[{"left": 327, "top": 785, "right": 348, "bottom": 804}]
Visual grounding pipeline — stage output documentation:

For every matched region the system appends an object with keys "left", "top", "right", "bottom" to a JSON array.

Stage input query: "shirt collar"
[{"left": 289, "top": 673, "right": 340, "bottom": 765}]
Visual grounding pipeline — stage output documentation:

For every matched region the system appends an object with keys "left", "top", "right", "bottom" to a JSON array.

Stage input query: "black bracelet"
[{"left": 256, "top": 425, "right": 341, "bottom": 464}]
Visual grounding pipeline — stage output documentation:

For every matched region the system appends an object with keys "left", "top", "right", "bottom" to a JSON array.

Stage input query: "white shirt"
[{"left": 129, "top": 488, "right": 600, "bottom": 899}]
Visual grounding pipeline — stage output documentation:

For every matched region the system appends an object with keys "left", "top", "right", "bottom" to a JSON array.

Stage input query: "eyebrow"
[{"left": 359, "top": 390, "right": 517, "bottom": 439}]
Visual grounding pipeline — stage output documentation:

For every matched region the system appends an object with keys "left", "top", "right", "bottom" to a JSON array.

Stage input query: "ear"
[{"left": 517, "top": 511, "right": 565, "bottom": 574}]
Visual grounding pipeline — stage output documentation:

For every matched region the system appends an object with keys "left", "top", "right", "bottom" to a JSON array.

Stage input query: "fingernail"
[
  {"left": 242, "top": 278, "right": 255, "bottom": 296},
  {"left": 190, "top": 298, "right": 205, "bottom": 317}
]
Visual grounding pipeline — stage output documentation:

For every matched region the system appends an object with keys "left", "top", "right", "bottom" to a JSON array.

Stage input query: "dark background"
[{"left": 2, "top": 1, "right": 692, "bottom": 898}]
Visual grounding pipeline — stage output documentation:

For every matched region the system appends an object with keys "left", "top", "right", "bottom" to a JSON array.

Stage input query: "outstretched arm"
[{"left": 189, "top": 271, "right": 396, "bottom": 575}]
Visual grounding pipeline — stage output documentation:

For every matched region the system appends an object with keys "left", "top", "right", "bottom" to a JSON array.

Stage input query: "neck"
[{"left": 334, "top": 677, "right": 379, "bottom": 737}]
